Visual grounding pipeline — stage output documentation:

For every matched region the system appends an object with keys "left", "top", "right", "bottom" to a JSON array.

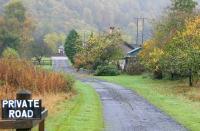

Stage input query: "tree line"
[
  {"left": 0, "top": 0, "right": 66, "bottom": 61},
  {"left": 140, "top": 0, "right": 200, "bottom": 86}
]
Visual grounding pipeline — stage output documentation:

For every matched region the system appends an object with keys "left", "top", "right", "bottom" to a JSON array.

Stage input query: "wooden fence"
[
  {"left": 0, "top": 90, "right": 48, "bottom": 131},
  {"left": 32, "top": 60, "right": 52, "bottom": 66}
]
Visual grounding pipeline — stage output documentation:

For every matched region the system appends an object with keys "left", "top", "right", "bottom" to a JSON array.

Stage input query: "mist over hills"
[{"left": 0, "top": 0, "right": 199, "bottom": 42}]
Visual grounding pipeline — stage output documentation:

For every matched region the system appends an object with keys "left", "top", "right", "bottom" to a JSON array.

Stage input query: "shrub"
[
  {"left": 95, "top": 65, "right": 120, "bottom": 76},
  {"left": 2, "top": 47, "right": 20, "bottom": 59},
  {"left": 0, "top": 59, "right": 74, "bottom": 100}
]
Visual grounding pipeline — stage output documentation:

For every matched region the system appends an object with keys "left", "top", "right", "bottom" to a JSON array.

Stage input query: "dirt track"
[{"left": 52, "top": 57, "right": 187, "bottom": 131}]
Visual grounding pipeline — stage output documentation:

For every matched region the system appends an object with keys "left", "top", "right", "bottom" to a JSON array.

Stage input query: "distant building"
[
  {"left": 58, "top": 45, "right": 65, "bottom": 56},
  {"left": 127, "top": 47, "right": 142, "bottom": 57},
  {"left": 119, "top": 42, "right": 142, "bottom": 70},
  {"left": 107, "top": 26, "right": 143, "bottom": 70}
]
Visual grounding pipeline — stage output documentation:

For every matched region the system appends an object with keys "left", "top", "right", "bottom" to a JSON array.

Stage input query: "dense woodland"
[{"left": 0, "top": 0, "right": 173, "bottom": 43}]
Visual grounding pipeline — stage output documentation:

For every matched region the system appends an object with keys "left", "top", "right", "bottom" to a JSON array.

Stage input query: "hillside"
[{"left": 0, "top": 0, "right": 199, "bottom": 42}]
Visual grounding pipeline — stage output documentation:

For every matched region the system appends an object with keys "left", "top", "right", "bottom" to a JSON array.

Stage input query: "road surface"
[{"left": 52, "top": 56, "right": 187, "bottom": 131}]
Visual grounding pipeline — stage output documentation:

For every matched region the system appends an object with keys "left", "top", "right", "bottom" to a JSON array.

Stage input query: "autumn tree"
[
  {"left": 154, "top": 0, "right": 197, "bottom": 46},
  {"left": 74, "top": 30, "right": 123, "bottom": 71},
  {"left": 139, "top": 0, "right": 198, "bottom": 80},
  {"left": 0, "top": 0, "right": 35, "bottom": 56},
  {"left": 162, "top": 17, "right": 200, "bottom": 86},
  {"left": 139, "top": 39, "right": 164, "bottom": 79}
]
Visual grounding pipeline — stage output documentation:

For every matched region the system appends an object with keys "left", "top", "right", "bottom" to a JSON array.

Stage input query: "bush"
[
  {"left": 0, "top": 59, "right": 74, "bottom": 100},
  {"left": 2, "top": 47, "right": 19, "bottom": 59},
  {"left": 95, "top": 65, "right": 120, "bottom": 76}
]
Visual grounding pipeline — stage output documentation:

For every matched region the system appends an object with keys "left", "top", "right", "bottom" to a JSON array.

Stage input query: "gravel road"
[{"left": 52, "top": 57, "right": 187, "bottom": 131}]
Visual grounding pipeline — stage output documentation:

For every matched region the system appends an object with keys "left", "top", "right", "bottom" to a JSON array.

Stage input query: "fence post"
[
  {"left": 39, "top": 120, "right": 45, "bottom": 131},
  {"left": 16, "top": 90, "right": 32, "bottom": 131}
]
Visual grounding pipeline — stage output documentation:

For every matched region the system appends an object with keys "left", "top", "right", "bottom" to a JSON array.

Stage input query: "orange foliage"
[{"left": 0, "top": 59, "right": 74, "bottom": 100}]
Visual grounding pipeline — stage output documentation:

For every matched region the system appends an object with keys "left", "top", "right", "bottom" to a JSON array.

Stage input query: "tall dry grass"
[
  {"left": 0, "top": 59, "right": 75, "bottom": 131},
  {"left": 0, "top": 58, "right": 74, "bottom": 100}
]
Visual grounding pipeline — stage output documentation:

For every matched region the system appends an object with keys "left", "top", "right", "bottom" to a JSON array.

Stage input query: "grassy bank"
[
  {"left": 46, "top": 81, "right": 104, "bottom": 131},
  {"left": 99, "top": 75, "right": 200, "bottom": 131}
]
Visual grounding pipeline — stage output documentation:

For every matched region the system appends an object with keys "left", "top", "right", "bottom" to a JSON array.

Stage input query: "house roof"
[
  {"left": 120, "top": 42, "right": 135, "bottom": 55},
  {"left": 123, "top": 42, "right": 134, "bottom": 50},
  {"left": 127, "top": 47, "right": 142, "bottom": 57}
]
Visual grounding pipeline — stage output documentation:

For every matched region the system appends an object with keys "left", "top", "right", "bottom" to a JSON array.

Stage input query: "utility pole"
[
  {"left": 135, "top": 17, "right": 146, "bottom": 46},
  {"left": 141, "top": 18, "right": 145, "bottom": 45},
  {"left": 136, "top": 18, "right": 139, "bottom": 46},
  {"left": 134, "top": 17, "right": 155, "bottom": 46}
]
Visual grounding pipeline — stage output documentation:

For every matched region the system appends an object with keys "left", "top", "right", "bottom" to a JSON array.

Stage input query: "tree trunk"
[
  {"left": 189, "top": 69, "right": 193, "bottom": 87},
  {"left": 171, "top": 73, "right": 174, "bottom": 80},
  {"left": 154, "top": 70, "right": 163, "bottom": 79}
]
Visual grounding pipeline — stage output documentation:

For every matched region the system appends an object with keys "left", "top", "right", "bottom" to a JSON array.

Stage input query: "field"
[
  {"left": 99, "top": 75, "right": 200, "bottom": 131},
  {"left": 45, "top": 81, "right": 104, "bottom": 131}
]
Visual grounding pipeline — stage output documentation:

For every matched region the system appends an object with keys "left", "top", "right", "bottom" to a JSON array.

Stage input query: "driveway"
[{"left": 52, "top": 56, "right": 187, "bottom": 131}]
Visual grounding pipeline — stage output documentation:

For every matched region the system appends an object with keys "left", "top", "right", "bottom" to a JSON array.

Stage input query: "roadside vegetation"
[
  {"left": 65, "top": 29, "right": 123, "bottom": 76},
  {"left": 46, "top": 81, "right": 104, "bottom": 131},
  {"left": 139, "top": 0, "right": 200, "bottom": 86},
  {"left": 99, "top": 75, "right": 200, "bottom": 130},
  {"left": 0, "top": 58, "right": 74, "bottom": 99}
]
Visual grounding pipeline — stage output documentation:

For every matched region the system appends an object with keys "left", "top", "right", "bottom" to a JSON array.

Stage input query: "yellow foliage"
[
  {"left": 184, "top": 16, "right": 200, "bottom": 36},
  {"left": 139, "top": 39, "right": 164, "bottom": 71}
]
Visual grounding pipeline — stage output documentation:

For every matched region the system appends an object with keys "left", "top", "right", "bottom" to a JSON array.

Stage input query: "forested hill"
[{"left": 0, "top": 0, "right": 199, "bottom": 41}]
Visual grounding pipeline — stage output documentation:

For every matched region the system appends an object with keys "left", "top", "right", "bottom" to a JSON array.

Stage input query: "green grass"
[
  {"left": 98, "top": 75, "right": 200, "bottom": 131},
  {"left": 45, "top": 81, "right": 104, "bottom": 131}
]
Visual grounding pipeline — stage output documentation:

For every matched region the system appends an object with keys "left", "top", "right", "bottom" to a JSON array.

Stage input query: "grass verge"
[
  {"left": 98, "top": 75, "right": 200, "bottom": 131},
  {"left": 45, "top": 81, "right": 104, "bottom": 131}
]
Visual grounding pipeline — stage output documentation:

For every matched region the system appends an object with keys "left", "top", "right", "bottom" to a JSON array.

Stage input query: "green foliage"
[
  {"left": 95, "top": 65, "right": 120, "bottom": 76},
  {"left": 2, "top": 47, "right": 19, "bottom": 59},
  {"left": 4, "top": 0, "right": 26, "bottom": 22},
  {"left": 0, "top": 30, "right": 20, "bottom": 53},
  {"left": 0, "top": 0, "right": 35, "bottom": 57},
  {"left": 64, "top": 74, "right": 75, "bottom": 91},
  {"left": 100, "top": 31, "right": 124, "bottom": 64},
  {"left": 171, "top": 0, "right": 197, "bottom": 13},
  {"left": 44, "top": 32, "right": 65, "bottom": 54},
  {"left": 160, "top": 17, "right": 200, "bottom": 85},
  {"left": 29, "top": 42, "right": 51, "bottom": 61},
  {"left": 64, "top": 29, "right": 81, "bottom": 64}
]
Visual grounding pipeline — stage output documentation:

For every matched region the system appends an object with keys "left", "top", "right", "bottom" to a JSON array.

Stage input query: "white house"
[{"left": 58, "top": 45, "right": 65, "bottom": 56}]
